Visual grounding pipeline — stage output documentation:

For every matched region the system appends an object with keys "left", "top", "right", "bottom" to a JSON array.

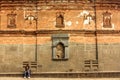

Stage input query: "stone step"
[
  {"left": 0, "top": 72, "right": 120, "bottom": 78},
  {"left": 0, "top": 77, "right": 120, "bottom": 80}
]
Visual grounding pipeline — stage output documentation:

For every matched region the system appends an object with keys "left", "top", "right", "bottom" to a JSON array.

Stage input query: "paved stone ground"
[{"left": 0, "top": 77, "right": 120, "bottom": 80}]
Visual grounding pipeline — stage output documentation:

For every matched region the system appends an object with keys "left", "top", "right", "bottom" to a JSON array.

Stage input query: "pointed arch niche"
[
  {"left": 55, "top": 12, "right": 65, "bottom": 28},
  {"left": 52, "top": 34, "right": 69, "bottom": 60}
]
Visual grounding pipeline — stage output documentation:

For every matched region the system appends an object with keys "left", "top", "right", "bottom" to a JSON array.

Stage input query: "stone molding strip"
[{"left": 0, "top": 30, "right": 119, "bottom": 36}]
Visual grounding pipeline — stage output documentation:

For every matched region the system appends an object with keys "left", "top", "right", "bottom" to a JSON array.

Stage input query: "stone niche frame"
[{"left": 52, "top": 34, "right": 69, "bottom": 60}]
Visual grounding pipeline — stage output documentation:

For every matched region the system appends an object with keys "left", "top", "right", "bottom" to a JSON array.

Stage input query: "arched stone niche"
[{"left": 52, "top": 34, "right": 69, "bottom": 60}]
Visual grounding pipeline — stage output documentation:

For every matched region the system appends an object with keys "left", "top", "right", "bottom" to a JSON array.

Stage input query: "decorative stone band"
[{"left": 0, "top": 30, "right": 120, "bottom": 36}]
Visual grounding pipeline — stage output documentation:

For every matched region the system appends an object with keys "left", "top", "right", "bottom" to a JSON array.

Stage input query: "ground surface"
[{"left": 0, "top": 77, "right": 119, "bottom": 80}]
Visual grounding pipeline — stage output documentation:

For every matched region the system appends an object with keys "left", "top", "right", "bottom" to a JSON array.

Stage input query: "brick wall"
[{"left": 0, "top": 5, "right": 120, "bottom": 72}]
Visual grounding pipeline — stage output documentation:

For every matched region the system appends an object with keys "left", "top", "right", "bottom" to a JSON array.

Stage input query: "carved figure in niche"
[
  {"left": 55, "top": 43, "right": 64, "bottom": 59},
  {"left": 7, "top": 11, "right": 16, "bottom": 28},
  {"left": 56, "top": 12, "right": 64, "bottom": 28},
  {"left": 103, "top": 11, "right": 112, "bottom": 28}
]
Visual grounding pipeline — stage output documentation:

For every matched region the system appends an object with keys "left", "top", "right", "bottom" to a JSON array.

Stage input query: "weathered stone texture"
[
  {"left": 98, "top": 44, "right": 120, "bottom": 71},
  {"left": 37, "top": 42, "right": 84, "bottom": 72}
]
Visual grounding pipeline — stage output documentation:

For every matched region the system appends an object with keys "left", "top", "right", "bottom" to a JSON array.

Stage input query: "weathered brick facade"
[{"left": 0, "top": 0, "right": 120, "bottom": 72}]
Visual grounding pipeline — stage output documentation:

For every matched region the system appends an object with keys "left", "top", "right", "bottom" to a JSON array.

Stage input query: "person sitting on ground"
[{"left": 24, "top": 64, "right": 31, "bottom": 78}]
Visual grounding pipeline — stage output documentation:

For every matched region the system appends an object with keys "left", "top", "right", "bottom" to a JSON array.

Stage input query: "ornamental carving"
[
  {"left": 103, "top": 11, "right": 112, "bottom": 28},
  {"left": 56, "top": 12, "right": 65, "bottom": 28},
  {"left": 7, "top": 11, "right": 16, "bottom": 28},
  {"left": 55, "top": 43, "right": 65, "bottom": 59}
]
